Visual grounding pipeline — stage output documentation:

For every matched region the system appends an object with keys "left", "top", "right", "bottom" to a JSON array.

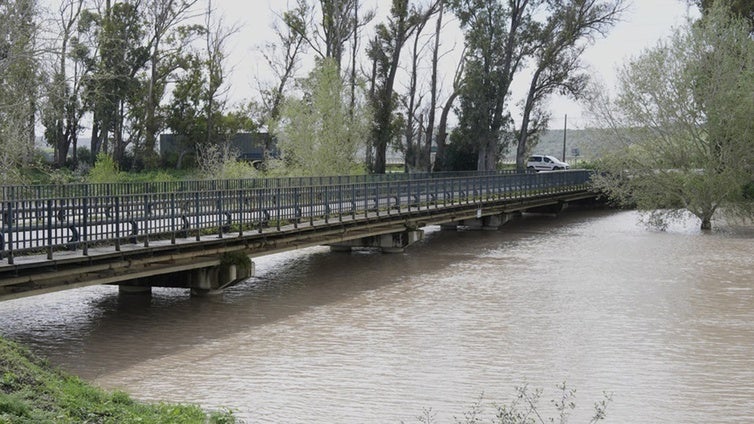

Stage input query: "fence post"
[
  {"left": 217, "top": 191, "right": 224, "bottom": 239},
  {"left": 83, "top": 195, "right": 89, "bottom": 255},
  {"left": 171, "top": 193, "right": 177, "bottom": 244},
  {"left": 115, "top": 196, "right": 121, "bottom": 252},
  {"left": 5, "top": 197, "right": 12, "bottom": 265},
  {"left": 46, "top": 200, "right": 53, "bottom": 260},
  {"left": 195, "top": 191, "right": 201, "bottom": 241}
]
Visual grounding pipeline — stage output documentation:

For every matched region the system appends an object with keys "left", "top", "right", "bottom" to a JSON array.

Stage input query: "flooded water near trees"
[{"left": 2, "top": 209, "right": 754, "bottom": 423}]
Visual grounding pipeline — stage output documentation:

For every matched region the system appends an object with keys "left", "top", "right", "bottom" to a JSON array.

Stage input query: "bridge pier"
[
  {"left": 441, "top": 213, "right": 516, "bottom": 231},
  {"left": 480, "top": 213, "right": 515, "bottom": 230},
  {"left": 113, "top": 254, "right": 255, "bottom": 297},
  {"left": 329, "top": 229, "right": 424, "bottom": 254},
  {"left": 188, "top": 257, "right": 254, "bottom": 296}
]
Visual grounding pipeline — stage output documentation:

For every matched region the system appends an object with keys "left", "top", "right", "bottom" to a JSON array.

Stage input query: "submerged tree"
[{"left": 590, "top": 4, "right": 754, "bottom": 230}]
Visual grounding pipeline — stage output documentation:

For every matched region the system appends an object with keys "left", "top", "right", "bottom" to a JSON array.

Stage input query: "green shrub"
[{"left": 88, "top": 153, "right": 124, "bottom": 183}]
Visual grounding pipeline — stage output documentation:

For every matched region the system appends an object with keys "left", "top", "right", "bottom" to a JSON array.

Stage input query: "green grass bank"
[{"left": 0, "top": 336, "right": 235, "bottom": 424}]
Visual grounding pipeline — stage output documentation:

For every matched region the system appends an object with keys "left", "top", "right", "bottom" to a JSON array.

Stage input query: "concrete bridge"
[{"left": 0, "top": 170, "right": 597, "bottom": 301}]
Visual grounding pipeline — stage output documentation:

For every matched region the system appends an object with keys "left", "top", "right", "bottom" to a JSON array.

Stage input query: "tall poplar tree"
[{"left": 449, "top": 0, "right": 533, "bottom": 171}]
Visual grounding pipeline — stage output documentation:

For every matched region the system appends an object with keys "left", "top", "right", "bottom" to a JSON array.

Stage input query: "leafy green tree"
[
  {"left": 166, "top": 52, "right": 209, "bottom": 168},
  {"left": 77, "top": 1, "right": 149, "bottom": 166},
  {"left": 689, "top": 0, "right": 754, "bottom": 30},
  {"left": 0, "top": 0, "right": 39, "bottom": 185},
  {"left": 590, "top": 4, "right": 754, "bottom": 230},
  {"left": 273, "top": 58, "right": 370, "bottom": 176},
  {"left": 165, "top": 2, "right": 246, "bottom": 171},
  {"left": 138, "top": 0, "right": 201, "bottom": 170},
  {"left": 448, "top": 0, "right": 532, "bottom": 171}
]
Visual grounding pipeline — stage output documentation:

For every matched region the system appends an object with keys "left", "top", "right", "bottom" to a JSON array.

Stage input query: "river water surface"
[{"left": 1, "top": 209, "right": 754, "bottom": 423}]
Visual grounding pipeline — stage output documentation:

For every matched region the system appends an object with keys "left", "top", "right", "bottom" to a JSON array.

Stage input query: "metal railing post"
[
  {"left": 82, "top": 196, "right": 89, "bottom": 255},
  {"left": 46, "top": 199, "right": 53, "bottom": 260},
  {"left": 115, "top": 196, "right": 121, "bottom": 251}
]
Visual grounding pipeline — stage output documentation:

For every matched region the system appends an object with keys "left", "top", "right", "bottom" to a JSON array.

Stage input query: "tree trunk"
[
  {"left": 425, "top": 3, "right": 442, "bottom": 172},
  {"left": 434, "top": 90, "right": 458, "bottom": 172},
  {"left": 90, "top": 119, "right": 101, "bottom": 161}
]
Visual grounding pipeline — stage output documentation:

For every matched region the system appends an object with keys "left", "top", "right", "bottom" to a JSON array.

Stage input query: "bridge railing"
[
  {"left": 0, "top": 171, "right": 592, "bottom": 264},
  {"left": 0, "top": 170, "right": 519, "bottom": 201}
]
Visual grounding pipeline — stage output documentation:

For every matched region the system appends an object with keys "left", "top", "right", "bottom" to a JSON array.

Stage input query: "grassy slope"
[{"left": 0, "top": 337, "right": 234, "bottom": 424}]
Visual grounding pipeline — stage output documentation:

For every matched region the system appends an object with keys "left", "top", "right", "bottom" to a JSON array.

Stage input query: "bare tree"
[
  {"left": 42, "top": 0, "right": 85, "bottom": 168},
  {"left": 513, "top": 0, "right": 625, "bottom": 170},
  {"left": 433, "top": 47, "right": 464, "bottom": 172},
  {"left": 285, "top": 0, "right": 374, "bottom": 71},
  {"left": 368, "top": 0, "right": 440, "bottom": 174},
  {"left": 401, "top": 9, "right": 431, "bottom": 172},
  {"left": 202, "top": 0, "right": 239, "bottom": 146},
  {"left": 259, "top": 1, "right": 308, "bottom": 125}
]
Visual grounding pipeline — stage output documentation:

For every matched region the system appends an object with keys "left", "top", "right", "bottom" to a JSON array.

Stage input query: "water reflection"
[{"left": 1, "top": 209, "right": 753, "bottom": 423}]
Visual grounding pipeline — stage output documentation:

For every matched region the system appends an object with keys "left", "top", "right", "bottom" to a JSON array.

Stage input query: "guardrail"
[
  {"left": 0, "top": 170, "right": 516, "bottom": 200},
  {"left": 0, "top": 170, "right": 592, "bottom": 264}
]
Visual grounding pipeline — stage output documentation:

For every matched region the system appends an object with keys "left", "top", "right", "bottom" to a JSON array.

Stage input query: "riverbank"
[{"left": 0, "top": 336, "right": 235, "bottom": 423}]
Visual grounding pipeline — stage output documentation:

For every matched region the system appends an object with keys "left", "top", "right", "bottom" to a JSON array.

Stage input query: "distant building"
[{"left": 159, "top": 132, "right": 275, "bottom": 163}]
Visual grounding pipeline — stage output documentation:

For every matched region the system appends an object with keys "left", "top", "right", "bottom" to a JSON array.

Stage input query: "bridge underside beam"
[
  {"left": 119, "top": 255, "right": 255, "bottom": 296},
  {"left": 525, "top": 201, "right": 568, "bottom": 215},
  {"left": 328, "top": 229, "right": 424, "bottom": 253},
  {"left": 441, "top": 212, "right": 517, "bottom": 231}
]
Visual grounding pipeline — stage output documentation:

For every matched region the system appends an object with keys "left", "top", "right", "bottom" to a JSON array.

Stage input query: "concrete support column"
[
  {"left": 189, "top": 256, "right": 254, "bottom": 297},
  {"left": 459, "top": 218, "right": 484, "bottom": 231},
  {"left": 378, "top": 229, "right": 423, "bottom": 253},
  {"left": 482, "top": 213, "right": 514, "bottom": 231},
  {"left": 327, "top": 229, "right": 424, "bottom": 254},
  {"left": 440, "top": 222, "right": 459, "bottom": 231}
]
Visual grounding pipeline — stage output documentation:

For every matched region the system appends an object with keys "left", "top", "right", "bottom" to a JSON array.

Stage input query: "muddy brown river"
[{"left": 1, "top": 209, "right": 753, "bottom": 423}]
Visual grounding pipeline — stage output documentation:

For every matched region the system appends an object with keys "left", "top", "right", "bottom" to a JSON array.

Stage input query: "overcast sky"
[{"left": 214, "top": 0, "right": 698, "bottom": 130}]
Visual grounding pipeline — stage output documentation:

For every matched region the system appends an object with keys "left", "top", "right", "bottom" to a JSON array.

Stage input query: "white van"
[{"left": 526, "top": 154, "right": 570, "bottom": 171}]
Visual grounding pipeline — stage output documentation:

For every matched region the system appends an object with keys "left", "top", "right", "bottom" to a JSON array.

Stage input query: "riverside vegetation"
[{"left": 0, "top": 336, "right": 235, "bottom": 424}]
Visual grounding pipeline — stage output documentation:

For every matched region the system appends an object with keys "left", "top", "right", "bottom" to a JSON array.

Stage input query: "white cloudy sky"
[
  {"left": 41, "top": 0, "right": 697, "bottom": 129},
  {"left": 215, "top": 0, "right": 698, "bottom": 129}
]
